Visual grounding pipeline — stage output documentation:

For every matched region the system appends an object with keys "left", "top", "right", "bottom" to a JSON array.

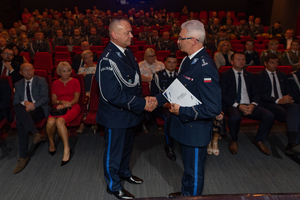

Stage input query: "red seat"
[
  {"left": 90, "top": 46, "right": 103, "bottom": 52},
  {"left": 156, "top": 50, "right": 171, "bottom": 58},
  {"left": 156, "top": 57, "right": 164, "bottom": 63},
  {"left": 176, "top": 50, "right": 187, "bottom": 57},
  {"left": 143, "top": 45, "right": 156, "bottom": 51},
  {"left": 277, "top": 66, "right": 293, "bottom": 75},
  {"left": 72, "top": 46, "right": 82, "bottom": 52},
  {"left": 132, "top": 38, "right": 137, "bottom": 43},
  {"left": 19, "top": 52, "right": 31, "bottom": 63},
  {"left": 55, "top": 46, "right": 69, "bottom": 52},
  {"left": 0, "top": 76, "right": 13, "bottom": 139},
  {"left": 170, "top": 37, "right": 179, "bottom": 42},
  {"left": 133, "top": 52, "right": 143, "bottom": 63},
  {"left": 54, "top": 52, "right": 71, "bottom": 60},
  {"left": 134, "top": 40, "right": 146, "bottom": 48},
  {"left": 180, "top": 15, "right": 188, "bottom": 21},
  {"left": 102, "top": 40, "right": 109, "bottom": 48},
  {"left": 253, "top": 44, "right": 265, "bottom": 50},
  {"left": 101, "top": 38, "right": 109, "bottom": 43},
  {"left": 85, "top": 76, "right": 99, "bottom": 125},
  {"left": 151, "top": 25, "right": 161, "bottom": 30},
  {"left": 218, "top": 11, "right": 225, "bottom": 19},
  {"left": 278, "top": 44, "right": 285, "bottom": 50},
  {"left": 241, "top": 36, "right": 252, "bottom": 42},
  {"left": 142, "top": 82, "right": 150, "bottom": 96},
  {"left": 263, "top": 40, "right": 270, "bottom": 46},
  {"left": 33, "top": 52, "right": 53, "bottom": 73},
  {"left": 96, "top": 51, "right": 104, "bottom": 58},
  {"left": 199, "top": 11, "right": 208, "bottom": 19},
  {"left": 231, "top": 40, "right": 241, "bottom": 45},
  {"left": 246, "top": 66, "right": 265, "bottom": 74},
  {"left": 35, "top": 69, "right": 48, "bottom": 77},
  {"left": 54, "top": 59, "right": 72, "bottom": 67},
  {"left": 257, "top": 36, "right": 267, "bottom": 41},
  {"left": 163, "top": 25, "right": 172, "bottom": 29},
  {"left": 219, "top": 66, "right": 232, "bottom": 73},
  {"left": 128, "top": 45, "right": 139, "bottom": 53},
  {"left": 232, "top": 44, "right": 244, "bottom": 51},
  {"left": 138, "top": 51, "right": 146, "bottom": 59},
  {"left": 264, "top": 26, "right": 269, "bottom": 33}
]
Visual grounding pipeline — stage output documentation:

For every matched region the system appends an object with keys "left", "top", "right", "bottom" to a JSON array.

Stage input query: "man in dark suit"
[
  {"left": 12, "top": 63, "right": 49, "bottom": 174},
  {"left": 71, "top": 41, "right": 98, "bottom": 73},
  {"left": 151, "top": 55, "right": 178, "bottom": 160},
  {"left": 1, "top": 47, "right": 23, "bottom": 84},
  {"left": 244, "top": 39, "right": 260, "bottom": 67},
  {"left": 153, "top": 20, "right": 221, "bottom": 197},
  {"left": 69, "top": 28, "right": 86, "bottom": 46},
  {"left": 280, "top": 29, "right": 297, "bottom": 49},
  {"left": 220, "top": 52, "right": 274, "bottom": 155},
  {"left": 29, "top": 31, "right": 51, "bottom": 59},
  {"left": 0, "top": 78, "right": 13, "bottom": 122},
  {"left": 146, "top": 29, "right": 160, "bottom": 45},
  {"left": 95, "top": 17, "right": 156, "bottom": 199},
  {"left": 52, "top": 29, "right": 70, "bottom": 48},
  {"left": 156, "top": 32, "right": 177, "bottom": 54},
  {"left": 256, "top": 54, "right": 300, "bottom": 154}
]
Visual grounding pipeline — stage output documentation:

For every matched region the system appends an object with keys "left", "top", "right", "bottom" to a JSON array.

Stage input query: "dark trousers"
[
  {"left": 181, "top": 144, "right": 207, "bottom": 196},
  {"left": 153, "top": 107, "right": 173, "bottom": 146},
  {"left": 264, "top": 103, "right": 300, "bottom": 143},
  {"left": 103, "top": 127, "right": 134, "bottom": 192},
  {"left": 13, "top": 104, "right": 45, "bottom": 158},
  {"left": 227, "top": 106, "right": 275, "bottom": 142}
]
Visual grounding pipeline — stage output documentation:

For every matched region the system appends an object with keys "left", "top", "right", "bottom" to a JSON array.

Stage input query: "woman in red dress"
[{"left": 46, "top": 62, "right": 81, "bottom": 166}]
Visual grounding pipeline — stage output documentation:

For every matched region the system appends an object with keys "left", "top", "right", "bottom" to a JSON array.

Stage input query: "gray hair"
[
  {"left": 181, "top": 20, "right": 205, "bottom": 43},
  {"left": 56, "top": 61, "right": 72, "bottom": 76}
]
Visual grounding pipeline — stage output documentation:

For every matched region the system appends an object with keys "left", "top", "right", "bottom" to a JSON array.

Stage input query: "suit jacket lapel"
[{"left": 244, "top": 71, "right": 251, "bottom": 95}]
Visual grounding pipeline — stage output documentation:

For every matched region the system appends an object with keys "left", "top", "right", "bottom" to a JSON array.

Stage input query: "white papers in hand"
[{"left": 162, "top": 79, "right": 202, "bottom": 106}]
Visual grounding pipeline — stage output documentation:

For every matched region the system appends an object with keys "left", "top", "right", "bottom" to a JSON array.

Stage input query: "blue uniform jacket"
[
  {"left": 95, "top": 42, "right": 145, "bottom": 129},
  {"left": 156, "top": 48, "right": 222, "bottom": 147},
  {"left": 150, "top": 69, "right": 178, "bottom": 96}
]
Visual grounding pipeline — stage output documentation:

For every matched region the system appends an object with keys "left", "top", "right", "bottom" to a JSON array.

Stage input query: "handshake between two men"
[{"left": 143, "top": 96, "right": 181, "bottom": 116}]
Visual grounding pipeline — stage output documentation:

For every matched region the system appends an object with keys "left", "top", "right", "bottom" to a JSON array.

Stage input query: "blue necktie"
[
  {"left": 26, "top": 81, "right": 32, "bottom": 102},
  {"left": 236, "top": 72, "right": 241, "bottom": 104}
]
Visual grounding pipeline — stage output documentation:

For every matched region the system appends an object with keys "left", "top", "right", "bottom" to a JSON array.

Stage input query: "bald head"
[
  {"left": 109, "top": 18, "right": 130, "bottom": 38},
  {"left": 109, "top": 17, "right": 133, "bottom": 48},
  {"left": 81, "top": 41, "right": 90, "bottom": 51}
]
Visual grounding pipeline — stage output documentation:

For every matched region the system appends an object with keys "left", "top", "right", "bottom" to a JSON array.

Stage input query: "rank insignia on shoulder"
[
  {"left": 202, "top": 59, "right": 208, "bottom": 66},
  {"left": 191, "top": 58, "right": 199, "bottom": 65},
  {"left": 116, "top": 52, "right": 122, "bottom": 58}
]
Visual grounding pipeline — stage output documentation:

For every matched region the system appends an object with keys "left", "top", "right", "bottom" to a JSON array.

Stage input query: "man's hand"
[
  {"left": 3, "top": 62, "right": 14, "bottom": 72},
  {"left": 238, "top": 104, "right": 254, "bottom": 116},
  {"left": 144, "top": 96, "right": 157, "bottom": 112},
  {"left": 215, "top": 112, "right": 224, "bottom": 121},
  {"left": 163, "top": 103, "right": 171, "bottom": 109},
  {"left": 171, "top": 103, "right": 180, "bottom": 115},
  {"left": 24, "top": 101, "right": 35, "bottom": 112},
  {"left": 278, "top": 95, "right": 294, "bottom": 104}
]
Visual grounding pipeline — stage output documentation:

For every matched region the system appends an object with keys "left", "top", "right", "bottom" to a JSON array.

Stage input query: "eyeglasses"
[
  {"left": 3, "top": 53, "right": 13, "bottom": 56},
  {"left": 178, "top": 37, "right": 199, "bottom": 42},
  {"left": 148, "top": 55, "right": 155, "bottom": 58}
]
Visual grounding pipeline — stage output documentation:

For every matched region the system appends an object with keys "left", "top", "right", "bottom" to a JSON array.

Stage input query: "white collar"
[
  {"left": 25, "top": 77, "right": 34, "bottom": 83},
  {"left": 266, "top": 69, "right": 276, "bottom": 75},
  {"left": 232, "top": 68, "right": 243, "bottom": 74},
  {"left": 188, "top": 47, "right": 204, "bottom": 60},
  {"left": 111, "top": 41, "right": 126, "bottom": 55}
]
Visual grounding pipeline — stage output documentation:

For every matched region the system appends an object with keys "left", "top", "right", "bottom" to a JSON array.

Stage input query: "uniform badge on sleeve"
[
  {"left": 183, "top": 75, "right": 193, "bottom": 81},
  {"left": 191, "top": 58, "right": 199, "bottom": 65},
  {"left": 204, "top": 78, "right": 211, "bottom": 83},
  {"left": 116, "top": 52, "right": 122, "bottom": 58}
]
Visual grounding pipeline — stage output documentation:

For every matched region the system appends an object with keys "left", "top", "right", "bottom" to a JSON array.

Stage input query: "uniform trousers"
[
  {"left": 103, "top": 127, "right": 134, "bottom": 192},
  {"left": 152, "top": 107, "right": 173, "bottom": 146}
]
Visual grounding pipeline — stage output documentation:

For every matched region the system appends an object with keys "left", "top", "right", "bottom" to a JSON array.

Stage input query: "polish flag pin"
[{"left": 204, "top": 78, "right": 211, "bottom": 83}]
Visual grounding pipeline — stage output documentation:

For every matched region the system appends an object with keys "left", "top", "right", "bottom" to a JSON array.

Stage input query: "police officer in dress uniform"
[
  {"left": 151, "top": 55, "right": 178, "bottom": 160},
  {"left": 152, "top": 20, "right": 222, "bottom": 197},
  {"left": 95, "top": 17, "right": 156, "bottom": 200}
]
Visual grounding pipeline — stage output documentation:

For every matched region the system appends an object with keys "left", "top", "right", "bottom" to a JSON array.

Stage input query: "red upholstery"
[
  {"left": 219, "top": 66, "right": 232, "bottom": 73},
  {"left": 19, "top": 52, "right": 31, "bottom": 63},
  {"left": 33, "top": 52, "right": 53, "bottom": 73},
  {"left": 156, "top": 57, "right": 164, "bottom": 63},
  {"left": 263, "top": 40, "right": 270, "bottom": 46},
  {"left": 278, "top": 44, "right": 285, "bottom": 50},
  {"left": 156, "top": 50, "right": 171, "bottom": 58},
  {"left": 54, "top": 52, "right": 71, "bottom": 59},
  {"left": 72, "top": 46, "right": 82, "bottom": 52},
  {"left": 230, "top": 40, "right": 241, "bottom": 45},
  {"left": 156, "top": 117, "right": 165, "bottom": 126},
  {"left": 35, "top": 69, "right": 48, "bottom": 77},
  {"left": 134, "top": 40, "right": 146, "bottom": 48},
  {"left": 199, "top": 11, "right": 208, "bottom": 19},
  {"left": 85, "top": 76, "right": 99, "bottom": 125},
  {"left": 97, "top": 51, "right": 104, "bottom": 58},
  {"left": 90, "top": 46, "right": 104, "bottom": 52},
  {"left": 277, "top": 66, "right": 293, "bottom": 75},
  {"left": 138, "top": 50, "right": 146, "bottom": 58},
  {"left": 55, "top": 46, "right": 68, "bottom": 52},
  {"left": 54, "top": 59, "right": 72, "bottom": 67},
  {"left": 163, "top": 25, "right": 172, "bottom": 29},
  {"left": 253, "top": 44, "right": 265, "bottom": 50},
  {"left": 128, "top": 45, "right": 139, "bottom": 53},
  {"left": 142, "top": 82, "right": 150, "bottom": 97},
  {"left": 218, "top": 11, "right": 225, "bottom": 19},
  {"left": 241, "top": 36, "right": 252, "bottom": 41},
  {"left": 176, "top": 50, "right": 187, "bottom": 57},
  {"left": 232, "top": 44, "right": 244, "bottom": 51},
  {"left": 133, "top": 52, "right": 143, "bottom": 63},
  {"left": 143, "top": 45, "right": 156, "bottom": 51},
  {"left": 246, "top": 66, "right": 265, "bottom": 74}
]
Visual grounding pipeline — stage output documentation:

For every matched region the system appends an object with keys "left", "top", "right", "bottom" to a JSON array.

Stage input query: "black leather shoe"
[
  {"left": 49, "top": 149, "right": 56, "bottom": 156},
  {"left": 164, "top": 145, "right": 176, "bottom": 160},
  {"left": 61, "top": 149, "right": 74, "bottom": 166},
  {"left": 121, "top": 175, "right": 143, "bottom": 184},
  {"left": 285, "top": 142, "right": 300, "bottom": 155},
  {"left": 168, "top": 192, "right": 181, "bottom": 197},
  {"left": 106, "top": 187, "right": 134, "bottom": 199}
]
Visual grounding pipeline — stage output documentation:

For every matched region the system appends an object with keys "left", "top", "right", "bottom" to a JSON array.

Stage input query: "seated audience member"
[
  {"left": 78, "top": 50, "right": 96, "bottom": 93},
  {"left": 52, "top": 12, "right": 64, "bottom": 27},
  {"left": 200, "top": 18, "right": 209, "bottom": 32},
  {"left": 147, "top": 29, "right": 160, "bottom": 45},
  {"left": 235, "top": 18, "right": 250, "bottom": 39},
  {"left": 18, "top": 35, "right": 30, "bottom": 53},
  {"left": 156, "top": 32, "right": 177, "bottom": 54},
  {"left": 86, "top": 27, "right": 102, "bottom": 46},
  {"left": 71, "top": 41, "right": 97, "bottom": 73},
  {"left": 46, "top": 62, "right": 81, "bottom": 166},
  {"left": 65, "top": 19, "right": 77, "bottom": 37},
  {"left": 181, "top": 5, "right": 188, "bottom": 16},
  {"left": 187, "top": 12, "right": 197, "bottom": 21},
  {"left": 221, "top": 11, "right": 233, "bottom": 26},
  {"left": 165, "top": 12, "right": 175, "bottom": 26},
  {"left": 12, "top": 63, "right": 49, "bottom": 174},
  {"left": 214, "top": 40, "right": 234, "bottom": 70},
  {"left": 142, "top": 12, "right": 154, "bottom": 27},
  {"left": 139, "top": 48, "right": 165, "bottom": 83},
  {"left": 214, "top": 28, "right": 230, "bottom": 52},
  {"left": 133, "top": 13, "right": 143, "bottom": 27},
  {"left": 223, "top": 18, "right": 236, "bottom": 36},
  {"left": 250, "top": 18, "right": 264, "bottom": 39},
  {"left": 40, "top": 21, "right": 52, "bottom": 39},
  {"left": 208, "top": 18, "right": 221, "bottom": 38},
  {"left": 96, "top": 20, "right": 108, "bottom": 38},
  {"left": 80, "top": 19, "right": 91, "bottom": 37},
  {"left": 0, "top": 37, "right": 7, "bottom": 52},
  {"left": 1, "top": 47, "right": 23, "bottom": 83},
  {"left": 170, "top": 20, "right": 181, "bottom": 37},
  {"left": 287, "top": 63, "right": 300, "bottom": 104},
  {"left": 51, "top": 20, "right": 63, "bottom": 38},
  {"left": 208, "top": 11, "right": 218, "bottom": 25},
  {"left": 0, "top": 78, "right": 13, "bottom": 123},
  {"left": 138, "top": 26, "right": 150, "bottom": 41},
  {"left": 153, "top": 13, "right": 166, "bottom": 27},
  {"left": 220, "top": 52, "right": 275, "bottom": 155},
  {"left": 267, "top": 21, "right": 283, "bottom": 36},
  {"left": 0, "top": 22, "right": 5, "bottom": 32},
  {"left": 244, "top": 39, "right": 260, "bottom": 66},
  {"left": 75, "top": 13, "right": 85, "bottom": 26},
  {"left": 22, "top": 8, "right": 31, "bottom": 25},
  {"left": 26, "top": 23, "right": 37, "bottom": 39},
  {"left": 260, "top": 39, "right": 283, "bottom": 65},
  {"left": 9, "top": 28, "right": 18, "bottom": 43},
  {"left": 69, "top": 28, "right": 86, "bottom": 46},
  {"left": 248, "top": 15, "right": 255, "bottom": 27},
  {"left": 52, "top": 29, "right": 70, "bottom": 48},
  {"left": 29, "top": 31, "right": 51, "bottom": 59},
  {"left": 16, "top": 31, "right": 27, "bottom": 47},
  {"left": 40, "top": 12, "right": 52, "bottom": 27},
  {"left": 281, "top": 29, "right": 296, "bottom": 49},
  {"left": 9, "top": 44, "right": 28, "bottom": 63},
  {"left": 283, "top": 40, "right": 300, "bottom": 70},
  {"left": 151, "top": 55, "right": 178, "bottom": 160},
  {"left": 257, "top": 54, "right": 300, "bottom": 154}
]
